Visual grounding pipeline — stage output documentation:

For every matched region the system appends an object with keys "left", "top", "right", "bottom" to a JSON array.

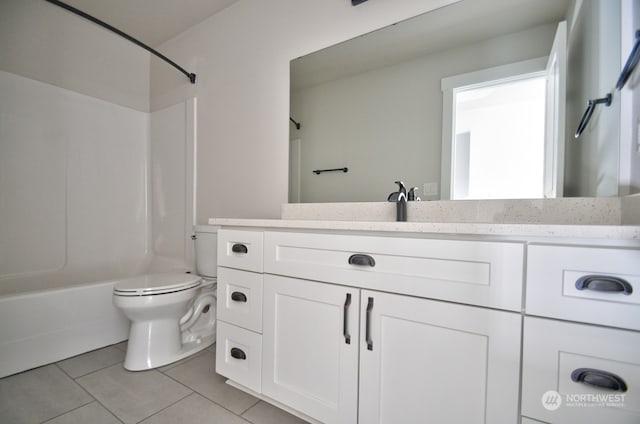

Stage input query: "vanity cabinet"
[
  {"left": 522, "top": 244, "right": 640, "bottom": 424},
  {"left": 259, "top": 230, "right": 523, "bottom": 424},
  {"left": 215, "top": 226, "right": 640, "bottom": 424},
  {"left": 261, "top": 274, "right": 521, "bottom": 424}
]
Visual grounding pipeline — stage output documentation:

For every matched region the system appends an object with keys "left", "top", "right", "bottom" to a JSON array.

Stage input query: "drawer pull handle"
[
  {"left": 230, "top": 347, "right": 247, "bottom": 360},
  {"left": 575, "top": 275, "right": 633, "bottom": 295},
  {"left": 231, "top": 291, "right": 247, "bottom": 302},
  {"left": 343, "top": 293, "right": 352, "bottom": 344},
  {"left": 231, "top": 243, "right": 248, "bottom": 254},
  {"left": 571, "top": 368, "right": 627, "bottom": 392},
  {"left": 348, "top": 254, "right": 375, "bottom": 267},
  {"left": 366, "top": 297, "right": 374, "bottom": 351}
]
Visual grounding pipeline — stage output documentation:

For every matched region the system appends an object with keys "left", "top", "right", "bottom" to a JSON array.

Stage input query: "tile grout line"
[
  {"left": 157, "top": 356, "right": 259, "bottom": 420},
  {"left": 55, "top": 362, "right": 127, "bottom": 424},
  {"left": 135, "top": 391, "right": 195, "bottom": 424},
  {"left": 238, "top": 399, "right": 262, "bottom": 417}
]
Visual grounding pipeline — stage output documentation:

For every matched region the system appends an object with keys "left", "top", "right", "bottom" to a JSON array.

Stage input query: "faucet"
[{"left": 394, "top": 181, "right": 407, "bottom": 222}]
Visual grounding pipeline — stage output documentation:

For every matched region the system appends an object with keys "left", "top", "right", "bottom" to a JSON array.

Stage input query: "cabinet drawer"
[
  {"left": 216, "top": 321, "right": 262, "bottom": 394},
  {"left": 217, "top": 267, "right": 263, "bottom": 333},
  {"left": 526, "top": 244, "right": 640, "bottom": 330},
  {"left": 522, "top": 317, "right": 640, "bottom": 424},
  {"left": 218, "top": 229, "right": 263, "bottom": 272},
  {"left": 264, "top": 231, "right": 524, "bottom": 311}
]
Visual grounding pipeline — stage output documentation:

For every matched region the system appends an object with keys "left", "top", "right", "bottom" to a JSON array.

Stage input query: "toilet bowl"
[{"left": 113, "top": 225, "right": 219, "bottom": 371}]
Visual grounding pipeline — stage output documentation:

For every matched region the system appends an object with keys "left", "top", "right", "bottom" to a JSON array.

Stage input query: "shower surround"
[{"left": 0, "top": 70, "right": 195, "bottom": 376}]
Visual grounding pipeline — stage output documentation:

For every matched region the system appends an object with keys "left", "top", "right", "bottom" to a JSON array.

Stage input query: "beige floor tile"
[
  {"left": 57, "top": 345, "right": 125, "bottom": 378},
  {"left": 164, "top": 351, "right": 259, "bottom": 415},
  {"left": 43, "top": 402, "right": 121, "bottom": 424},
  {"left": 77, "top": 364, "right": 191, "bottom": 424},
  {"left": 141, "top": 393, "right": 249, "bottom": 424},
  {"left": 242, "top": 401, "right": 310, "bottom": 424},
  {"left": 0, "top": 365, "right": 92, "bottom": 424}
]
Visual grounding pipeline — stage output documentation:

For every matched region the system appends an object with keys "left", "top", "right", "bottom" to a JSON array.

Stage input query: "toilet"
[{"left": 113, "top": 225, "right": 219, "bottom": 371}]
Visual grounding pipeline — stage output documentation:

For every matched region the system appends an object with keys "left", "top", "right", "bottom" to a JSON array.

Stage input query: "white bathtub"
[{"left": 0, "top": 259, "right": 188, "bottom": 377}]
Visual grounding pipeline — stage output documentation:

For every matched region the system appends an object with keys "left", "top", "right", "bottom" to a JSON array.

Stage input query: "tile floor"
[{"left": 0, "top": 342, "right": 308, "bottom": 424}]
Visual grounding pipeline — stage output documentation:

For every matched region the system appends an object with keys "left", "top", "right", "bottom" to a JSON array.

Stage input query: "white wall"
[
  {"left": 0, "top": 0, "right": 150, "bottom": 112},
  {"left": 0, "top": 70, "right": 149, "bottom": 278},
  {"left": 150, "top": 0, "right": 461, "bottom": 220},
  {"left": 290, "top": 24, "right": 556, "bottom": 203}
]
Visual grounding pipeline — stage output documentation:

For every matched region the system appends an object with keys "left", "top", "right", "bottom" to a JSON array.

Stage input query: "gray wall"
[{"left": 564, "top": 0, "right": 621, "bottom": 196}]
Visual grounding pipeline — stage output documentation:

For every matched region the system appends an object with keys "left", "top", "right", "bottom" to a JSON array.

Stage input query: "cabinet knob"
[
  {"left": 232, "top": 243, "right": 248, "bottom": 254},
  {"left": 571, "top": 368, "right": 627, "bottom": 392},
  {"left": 575, "top": 275, "right": 633, "bottom": 295},
  {"left": 231, "top": 291, "right": 247, "bottom": 302},
  {"left": 348, "top": 254, "right": 375, "bottom": 267},
  {"left": 230, "top": 347, "right": 247, "bottom": 360}
]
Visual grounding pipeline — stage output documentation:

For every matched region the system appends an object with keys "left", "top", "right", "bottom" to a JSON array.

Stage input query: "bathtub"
[{"left": 0, "top": 259, "right": 188, "bottom": 378}]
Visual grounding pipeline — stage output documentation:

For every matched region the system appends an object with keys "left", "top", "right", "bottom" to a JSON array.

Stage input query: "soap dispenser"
[{"left": 394, "top": 181, "right": 407, "bottom": 222}]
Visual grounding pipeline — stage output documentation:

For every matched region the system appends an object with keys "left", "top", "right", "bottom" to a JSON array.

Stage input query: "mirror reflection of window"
[{"left": 452, "top": 76, "right": 546, "bottom": 200}]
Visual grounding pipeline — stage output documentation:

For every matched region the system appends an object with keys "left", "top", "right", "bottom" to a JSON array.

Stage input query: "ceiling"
[{"left": 60, "top": 0, "right": 241, "bottom": 47}]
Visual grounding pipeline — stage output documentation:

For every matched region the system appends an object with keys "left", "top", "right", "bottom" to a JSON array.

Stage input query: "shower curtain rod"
[{"left": 44, "top": 0, "right": 196, "bottom": 84}]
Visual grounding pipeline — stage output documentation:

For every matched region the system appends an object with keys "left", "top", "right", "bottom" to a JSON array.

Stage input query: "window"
[{"left": 441, "top": 22, "right": 566, "bottom": 200}]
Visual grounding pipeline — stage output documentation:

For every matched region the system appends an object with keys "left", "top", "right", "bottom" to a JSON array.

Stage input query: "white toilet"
[{"left": 113, "top": 225, "right": 218, "bottom": 371}]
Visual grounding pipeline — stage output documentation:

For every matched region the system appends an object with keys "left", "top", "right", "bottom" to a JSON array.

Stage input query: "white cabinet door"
[
  {"left": 358, "top": 290, "right": 522, "bottom": 424},
  {"left": 262, "top": 275, "right": 359, "bottom": 424}
]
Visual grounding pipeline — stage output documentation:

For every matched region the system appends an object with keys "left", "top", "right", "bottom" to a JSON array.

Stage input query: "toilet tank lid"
[
  {"left": 193, "top": 225, "right": 219, "bottom": 234},
  {"left": 114, "top": 272, "right": 201, "bottom": 294}
]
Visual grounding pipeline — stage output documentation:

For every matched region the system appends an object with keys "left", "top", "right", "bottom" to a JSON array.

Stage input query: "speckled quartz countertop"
[
  {"left": 208, "top": 218, "right": 640, "bottom": 241},
  {"left": 209, "top": 196, "right": 640, "bottom": 241}
]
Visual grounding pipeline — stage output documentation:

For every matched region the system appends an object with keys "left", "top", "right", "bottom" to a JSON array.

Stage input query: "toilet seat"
[{"left": 114, "top": 273, "right": 202, "bottom": 296}]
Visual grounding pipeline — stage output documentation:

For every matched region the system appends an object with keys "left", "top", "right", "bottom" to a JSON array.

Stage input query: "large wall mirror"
[{"left": 289, "top": 0, "right": 627, "bottom": 203}]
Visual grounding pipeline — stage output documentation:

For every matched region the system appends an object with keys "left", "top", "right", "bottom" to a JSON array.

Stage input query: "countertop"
[{"left": 208, "top": 218, "right": 640, "bottom": 241}]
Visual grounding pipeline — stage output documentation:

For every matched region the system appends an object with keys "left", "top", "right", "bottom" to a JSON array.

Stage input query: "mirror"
[{"left": 289, "top": 0, "right": 623, "bottom": 203}]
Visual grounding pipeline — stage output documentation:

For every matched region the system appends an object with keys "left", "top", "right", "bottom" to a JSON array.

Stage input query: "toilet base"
[{"left": 123, "top": 323, "right": 216, "bottom": 371}]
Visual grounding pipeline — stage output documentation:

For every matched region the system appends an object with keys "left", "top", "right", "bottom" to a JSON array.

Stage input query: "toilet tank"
[{"left": 194, "top": 225, "right": 218, "bottom": 277}]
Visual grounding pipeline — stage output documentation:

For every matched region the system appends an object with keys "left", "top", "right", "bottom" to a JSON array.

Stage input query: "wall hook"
[{"left": 574, "top": 93, "right": 612, "bottom": 139}]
